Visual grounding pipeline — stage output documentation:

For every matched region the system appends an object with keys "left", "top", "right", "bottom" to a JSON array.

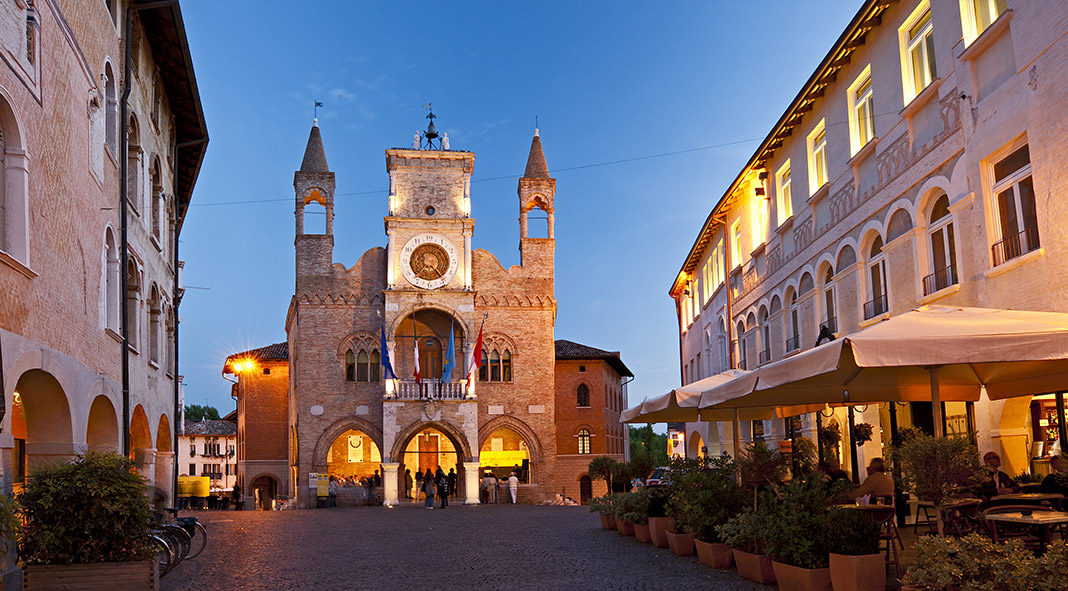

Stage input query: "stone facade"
[
  {"left": 228, "top": 126, "right": 632, "bottom": 508},
  {"left": 668, "top": 0, "right": 1068, "bottom": 479}
]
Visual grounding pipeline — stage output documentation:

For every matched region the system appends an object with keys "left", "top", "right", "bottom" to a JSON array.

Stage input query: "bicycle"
[{"left": 163, "top": 506, "right": 208, "bottom": 559}]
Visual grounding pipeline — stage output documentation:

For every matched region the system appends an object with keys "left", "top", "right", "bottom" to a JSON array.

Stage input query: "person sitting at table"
[
  {"left": 1039, "top": 455, "right": 1068, "bottom": 497},
  {"left": 852, "top": 458, "right": 895, "bottom": 502},
  {"left": 976, "top": 451, "right": 1019, "bottom": 499}
]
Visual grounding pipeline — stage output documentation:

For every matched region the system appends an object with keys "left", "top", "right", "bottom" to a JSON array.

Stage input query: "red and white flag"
[
  {"left": 413, "top": 337, "right": 421, "bottom": 384},
  {"left": 466, "top": 321, "right": 485, "bottom": 390}
]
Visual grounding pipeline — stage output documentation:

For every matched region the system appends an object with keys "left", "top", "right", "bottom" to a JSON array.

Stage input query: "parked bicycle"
[{"left": 150, "top": 507, "right": 208, "bottom": 576}]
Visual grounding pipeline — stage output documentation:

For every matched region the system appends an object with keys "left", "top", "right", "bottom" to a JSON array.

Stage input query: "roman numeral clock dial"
[{"left": 399, "top": 233, "right": 459, "bottom": 290}]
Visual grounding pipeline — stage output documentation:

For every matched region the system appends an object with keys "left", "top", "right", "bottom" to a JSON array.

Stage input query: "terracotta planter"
[
  {"left": 772, "top": 561, "right": 831, "bottom": 591},
  {"left": 615, "top": 519, "right": 635, "bottom": 536},
  {"left": 634, "top": 523, "right": 652, "bottom": 543},
  {"left": 665, "top": 530, "right": 695, "bottom": 556},
  {"left": 24, "top": 560, "right": 158, "bottom": 591},
  {"left": 828, "top": 553, "right": 885, "bottom": 591},
  {"left": 694, "top": 539, "right": 733, "bottom": 569},
  {"left": 648, "top": 516, "right": 674, "bottom": 548},
  {"left": 599, "top": 513, "right": 615, "bottom": 530},
  {"left": 732, "top": 549, "right": 776, "bottom": 585}
]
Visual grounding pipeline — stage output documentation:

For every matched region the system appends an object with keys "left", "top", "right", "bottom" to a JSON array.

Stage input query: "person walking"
[
  {"left": 423, "top": 468, "right": 436, "bottom": 509},
  {"left": 447, "top": 468, "right": 457, "bottom": 499},
  {"left": 404, "top": 469, "right": 414, "bottom": 500},
  {"left": 436, "top": 467, "right": 449, "bottom": 508},
  {"left": 508, "top": 471, "right": 519, "bottom": 504}
]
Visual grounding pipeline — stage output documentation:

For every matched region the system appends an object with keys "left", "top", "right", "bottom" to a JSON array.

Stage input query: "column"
[
  {"left": 463, "top": 461, "right": 481, "bottom": 505},
  {"left": 385, "top": 228, "right": 395, "bottom": 288},
  {"left": 134, "top": 448, "right": 157, "bottom": 491},
  {"left": 385, "top": 339, "right": 397, "bottom": 397},
  {"left": 382, "top": 462, "right": 400, "bottom": 506},
  {"left": 463, "top": 229, "right": 472, "bottom": 289},
  {"left": 519, "top": 210, "right": 528, "bottom": 239},
  {"left": 547, "top": 211, "right": 555, "bottom": 239},
  {"left": 154, "top": 451, "right": 175, "bottom": 505}
]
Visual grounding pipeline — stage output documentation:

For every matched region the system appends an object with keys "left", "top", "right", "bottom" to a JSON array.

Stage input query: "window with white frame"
[
  {"left": 776, "top": 161, "right": 792, "bottom": 225},
  {"left": 925, "top": 194, "right": 958, "bottom": 294},
  {"left": 702, "top": 258, "right": 713, "bottom": 304},
  {"left": 718, "top": 319, "right": 728, "bottom": 371},
  {"left": 730, "top": 220, "right": 742, "bottom": 268},
  {"left": 822, "top": 267, "right": 837, "bottom": 333},
  {"left": 990, "top": 143, "right": 1038, "bottom": 266},
  {"left": 960, "top": 0, "right": 1007, "bottom": 46},
  {"left": 900, "top": 4, "right": 937, "bottom": 104},
  {"left": 578, "top": 429, "right": 591, "bottom": 454},
  {"left": 787, "top": 291, "right": 801, "bottom": 352},
  {"left": 865, "top": 237, "right": 888, "bottom": 319},
  {"left": 712, "top": 240, "right": 724, "bottom": 288},
  {"left": 736, "top": 321, "right": 747, "bottom": 370},
  {"left": 848, "top": 67, "right": 875, "bottom": 155},
  {"left": 759, "top": 309, "right": 771, "bottom": 364},
  {"left": 752, "top": 194, "right": 767, "bottom": 248},
  {"left": 807, "top": 120, "right": 828, "bottom": 194}
]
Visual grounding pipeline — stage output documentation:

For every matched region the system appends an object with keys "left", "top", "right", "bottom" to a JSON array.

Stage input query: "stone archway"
[
  {"left": 86, "top": 394, "right": 119, "bottom": 452},
  {"left": 155, "top": 414, "right": 174, "bottom": 504},
  {"left": 130, "top": 404, "right": 155, "bottom": 488},
  {"left": 477, "top": 415, "right": 543, "bottom": 484},
  {"left": 312, "top": 416, "right": 384, "bottom": 471},
  {"left": 10, "top": 369, "right": 75, "bottom": 489},
  {"left": 250, "top": 473, "right": 278, "bottom": 510},
  {"left": 389, "top": 420, "right": 474, "bottom": 505},
  {"left": 688, "top": 431, "right": 705, "bottom": 459}
]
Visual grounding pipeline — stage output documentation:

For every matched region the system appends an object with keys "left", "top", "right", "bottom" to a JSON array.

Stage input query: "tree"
[
  {"left": 893, "top": 430, "right": 982, "bottom": 536},
  {"left": 184, "top": 404, "right": 219, "bottom": 422},
  {"left": 628, "top": 425, "right": 668, "bottom": 466},
  {"left": 588, "top": 456, "right": 617, "bottom": 492}
]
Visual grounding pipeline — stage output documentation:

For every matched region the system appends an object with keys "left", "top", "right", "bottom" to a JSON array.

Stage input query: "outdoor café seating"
[{"left": 981, "top": 505, "right": 1046, "bottom": 552}]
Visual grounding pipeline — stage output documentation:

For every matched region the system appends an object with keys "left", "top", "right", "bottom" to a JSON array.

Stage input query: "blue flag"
[
  {"left": 441, "top": 322, "right": 455, "bottom": 382},
  {"left": 380, "top": 325, "right": 396, "bottom": 380}
]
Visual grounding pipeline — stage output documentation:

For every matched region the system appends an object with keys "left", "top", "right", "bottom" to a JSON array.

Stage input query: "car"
[{"left": 645, "top": 466, "right": 671, "bottom": 488}]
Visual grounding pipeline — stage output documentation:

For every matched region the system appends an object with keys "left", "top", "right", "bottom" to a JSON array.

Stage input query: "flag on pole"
[
  {"left": 413, "top": 336, "right": 421, "bottom": 385},
  {"left": 379, "top": 325, "right": 396, "bottom": 380},
  {"left": 466, "top": 320, "right": 485, "bottom": 390},
  {"left": 441, "top": 322, "right": 455, "bottom": 382}
]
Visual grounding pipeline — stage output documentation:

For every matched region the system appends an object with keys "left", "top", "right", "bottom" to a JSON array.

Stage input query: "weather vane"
[
  {"left": 422, "top": 102, "right": 439, "bottom": 149},
  {"left": 314, "top": 101, "right": 323, "bottom": 119}
]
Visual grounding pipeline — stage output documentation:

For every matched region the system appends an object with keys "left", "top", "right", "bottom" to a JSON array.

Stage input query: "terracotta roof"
[
  {"left": 523, "top": 130, "right": 550, "bottom": 179},
  {"left": 224, "top": 342, "right": 288, "bottom": 370},
  {"left": 136, "top": 1, "right": 209, "bottom": 235},
  {"left": 300, "top": 122, "right": 329, "bottom": 172},
  {"left": 555, "top": 339, "right": 633, "bottom": 377},
  {"left": 181, "top": 420, "right": 236, "bottom": 437}
]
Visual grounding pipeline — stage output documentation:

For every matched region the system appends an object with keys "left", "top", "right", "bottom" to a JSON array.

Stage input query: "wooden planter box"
[
  {"left": 772, "top": 561, "right": 831, "bottom": 591},
  {"left": 694, "top": 539, "right": 733, "bottom": 569},
  {"left": 25, "top": 560, "right": 157, "bottom": 591},
  {"left": 599, "top": 513, "right": 615, "bottom": 530},
  {"left": 648, "top": 516, "right": 674, "bottom": 548},
  {"left": 828, "top": 553, "right": 885, "bottom": 591},
  {"left": 615, "top": 519, "right": 635, "bottom": 536},
  {"left": 633, "top": 523, "right": 651, "bottom": 543},
  {"left": 665, "top": 530, "right": 694, "bottom": 556},
  {"left": 732, "top": 549, "right": 776, "bottom": 584}
]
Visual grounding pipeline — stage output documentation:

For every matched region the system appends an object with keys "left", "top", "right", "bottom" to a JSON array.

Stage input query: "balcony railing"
[
  {"left": 758, "top": 348, "right": 772, "bottom": 365},
  {"left": 392, "top": 380, "right": 467, "bottom": 400},
  {"left": 992, "top": 226, "right": 1040, "bottom": 267},
  {"left": 922, "top": 264, "right": 957, "bottom": 296},
  {"left": 863, "top": 294, "right": 888, "bottom": 320},
  {"left": 822, "top": 316, "right": 837, "bottom": 334},
  {"left": 785, "top": 335, "right": 800, "bottom": 353}
]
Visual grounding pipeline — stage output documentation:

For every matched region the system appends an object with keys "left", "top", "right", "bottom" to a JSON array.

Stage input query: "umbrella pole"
[
  {"left": 848, "top": 405, "right": 859, "bottom": 485},
  {"left": 815, "top": 411, "right": 825, "bottom": 466},
  {"left": 733, "top": 408, "right": 742, "bottom": 485},
  {"left": 1057, "top": 392, "right": 1067, "bottom": 451},
  {"left": 929, "top": 366, "right": 944, "bottom": 438}
]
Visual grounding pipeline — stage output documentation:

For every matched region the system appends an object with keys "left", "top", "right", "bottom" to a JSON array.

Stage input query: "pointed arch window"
[
  {"left": 479, "top": 350, "right": 488, "bottom": 381},
  {"left": 577, "top": 428, "right": 592, "bottom": 455},
  {"left": 369, "top": 350, "right": 381, "bottom": 382},
  {"left": 501, "top": 350, "right": 512, "bottom": 382},
  {"left": 345, "top": 350, "right": 356, "bottom": 382},
  {"left": 577, "top": 384, "right": 590, "bottom": 407},
  {"left": 356, "top": 350, "right": 369, "bottom": 382},
  {"left": 489, "top": 350, "right": 501, "bottom": 382}
]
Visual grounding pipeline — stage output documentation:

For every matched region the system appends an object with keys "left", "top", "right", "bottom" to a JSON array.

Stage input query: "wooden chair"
[
  {"left": 866, "top": 504, "right": 902, "bottom": 579},
  {"left": 941, "top": 499, "right": 982, "bottom": 537}
]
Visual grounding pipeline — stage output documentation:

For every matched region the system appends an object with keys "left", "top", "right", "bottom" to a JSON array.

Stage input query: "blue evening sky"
[{"left": 177, "top": 1, "right": 860, "bottom": 415}]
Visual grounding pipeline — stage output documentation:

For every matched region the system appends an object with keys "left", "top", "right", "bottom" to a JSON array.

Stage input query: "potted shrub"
[
  {"left": 619, "top": 489, "right": 651, "bottom": 543},
  {"left": 739, "top": 441, "right": 787, "bottom": 510},
  {"left": 823, "top": 507, "right": 884, "bottom": 591},
  {"left": 612, "top": 492, "right": 636, "bottom": 536},
  {"left": 717, "top": 510, "right": 776, "bottom": 584},
  {"left": 764, "top": 476, "right": 841, "bottom": 591},
  {"left": 852, "top": 423, "right": 874, "bottom": 446},
  {"left": 588, "top": 494, "right": 616, "bottom": 530},
  {"left": 900, "top": 534, "right": 1065, "bottom": 591},
  {"left": 17, "top": 452, "right": 158, "bottom": 590},
  {"left": 671, "top": 456, "right": 746, "bottom": 569},
  {"left": 646, "top": 486, "right": 673, "bottom": 548},
  {"left": 893, "top": 430, "right": 982, "bottom": 536},
  {"left": 588, "top": 456, "right": 618, "bottom": 494}
]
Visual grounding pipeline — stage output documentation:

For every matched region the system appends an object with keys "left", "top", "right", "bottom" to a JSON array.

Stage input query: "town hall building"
[{"left": 226, "top": 119, "right": 631, "bottom": 508}]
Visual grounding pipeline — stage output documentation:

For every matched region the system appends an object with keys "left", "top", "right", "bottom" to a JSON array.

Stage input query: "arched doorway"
[
  {"left": 579, "top": 475, "right": 592, "bottom": 505},
  {"left": 326, "top": 428, "right": 382, "bottom": 481},
  {"left": 86, "top": 395, "right": 119, "bottom": 452},
  {"left": 250, "top": 474, "right": 278, "bottom": 510},
  {"left": 399, "top": 426, "right": 463, "bottom": 502},
  {"left": 10, "top": 370, "right": 75, "bottom": 492},
  {"left": 478, "top": 426, "right": 531, "bottom": 483},
  {"left": 394, "top": 309, "right": 465, "bottom": 385},
  {"left": 155, "top": 414, "right": 173, "bottom": 505},
  {"left": 688, "top": 431, "right": 705, "bottom": 459},
  {"left": 130, "top": 404, "right": 154, "bottom": 487}
]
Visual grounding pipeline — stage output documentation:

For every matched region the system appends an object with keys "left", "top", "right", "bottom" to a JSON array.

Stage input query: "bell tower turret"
[
  {"left": 294, "top": 119, "right": 334, "bottom": 277},
  {"left": 518, "top": 129, "right": 555, "bottom": 271}
]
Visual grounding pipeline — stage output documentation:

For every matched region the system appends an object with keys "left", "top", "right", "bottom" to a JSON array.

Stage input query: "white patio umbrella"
[{"left": 699, "top": 306, "right": 1068, "bottom": 437}]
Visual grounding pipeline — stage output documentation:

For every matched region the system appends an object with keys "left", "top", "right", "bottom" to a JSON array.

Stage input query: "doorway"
[{"left": 579, "top": 475, "right": 592, "bottom": 504}]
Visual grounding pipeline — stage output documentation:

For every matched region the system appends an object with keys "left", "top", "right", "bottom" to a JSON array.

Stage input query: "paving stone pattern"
[{"left": 162, "top": 505, "right": 768, "bottom": 591}]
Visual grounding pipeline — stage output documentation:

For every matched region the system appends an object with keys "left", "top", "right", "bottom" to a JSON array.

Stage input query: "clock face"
[{"left": 400, "top": 233, "right": 459, "bottom": 289}]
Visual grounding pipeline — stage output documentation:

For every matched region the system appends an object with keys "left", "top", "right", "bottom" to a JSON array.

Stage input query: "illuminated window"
[
  {"left": 990, "top": 143, "right": 1038, "bottom": 266},
  {"left": 577, "top": 428, "right": 591, "bottom": 454},
  {"left": 849, "top": 67, "right": 875, "bottom": 155},
  {"left": 961, "top": 0, "right": 1007, "bottom": 46},
  {"left": 807, "top": 120, "right": 828, "bottom": 194},
  {"left": 751, "top": 192, "right": 768, "bottom": 247},
  {"left": 577, "top": 384, "right": 590, "bottom": 407},
  {"left": 900, "top": 4, "right": 937, "bottom": 104},
  {"left": 775, "top": 161, "right": 792, "bottom": 225},
  {"left": 730, "top": 220, "right": 742, "bottom": 268},
  {"left": 345, "top": 350, "right": 356, "bottom": 381}
]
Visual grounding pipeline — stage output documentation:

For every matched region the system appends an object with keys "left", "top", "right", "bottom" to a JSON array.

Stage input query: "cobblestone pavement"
[{"left": 161, "top": 504, "right": 769, "bottom": 591}]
